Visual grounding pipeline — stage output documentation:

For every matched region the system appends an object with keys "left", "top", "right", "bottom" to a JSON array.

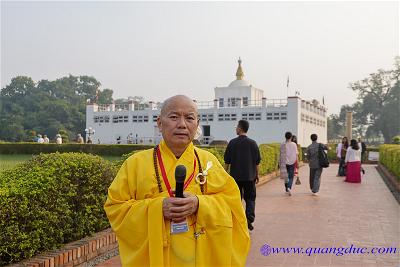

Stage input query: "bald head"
[
  {"left": 160, "top": 95, "right": 198, "bottom": 117},
  {"left": 157, "top": 95, "right": 199, "bottom": 156}
]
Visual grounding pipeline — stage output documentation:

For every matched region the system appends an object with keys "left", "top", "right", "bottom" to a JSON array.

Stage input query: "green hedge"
[
  {"left": 0, "top": 153, "right": 117, "bottom": 265},
  {"left": 379, "top": 144, "right": 400, "bottom": 179},
  {"left": 259, "top": 144, "right": 279, "bottom": 175},
  {"left": 115, "top": 146, "right": 226, "bottom": 170},
  {"left": 0, "top": 142, "right": 152, "bottom": 156},
  {"left": 116, "top": 144, "right": 281, "bottom": 176}
]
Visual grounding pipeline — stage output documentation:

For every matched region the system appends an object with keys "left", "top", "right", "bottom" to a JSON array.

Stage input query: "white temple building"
[{"left": 86, "top": 59, "right": 327, "bottom": 147}]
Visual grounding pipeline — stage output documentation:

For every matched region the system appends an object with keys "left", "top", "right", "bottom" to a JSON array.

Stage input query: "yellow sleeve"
[
  {"left": 104, "top": 154, "right": 167, "bottom": 267},
  {"left": 194, "top": 152, "right": 250, "bottom": 267}
]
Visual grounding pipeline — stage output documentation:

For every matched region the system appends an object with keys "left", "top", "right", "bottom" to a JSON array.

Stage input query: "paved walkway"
[{"left": 97, "top": 164, "right": 399, "bottom": 267}]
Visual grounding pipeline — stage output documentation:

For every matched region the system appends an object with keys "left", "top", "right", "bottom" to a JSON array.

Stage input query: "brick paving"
[{"left": 97, "top": 164, "right": 399, "bottom": 267}]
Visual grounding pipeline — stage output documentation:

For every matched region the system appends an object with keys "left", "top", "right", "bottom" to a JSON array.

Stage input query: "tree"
[
  {"left": 0, "top": 75, "right": 114, "bottom": 142},
  {"left": 115, "top": 96, "right": 150, "bottom": 109},
  {"left": 327, "top": 114, "right": 343, "bottom": 140},
  {"left": 0, "top": 76, "right": 35, "bottom": 98},
  {"left": 97, "top": 88, "right": 114, "bottom": 104},
  {"left": 349, "top": 57, "right": 400, "bottom": 143}
]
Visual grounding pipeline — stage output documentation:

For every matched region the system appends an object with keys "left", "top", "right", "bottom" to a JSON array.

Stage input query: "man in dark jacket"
[
  {"left": 306, "top": 134, "right": 328, "bottom": 195},
  {"left": 224, "top": 120, "right": 261, "bottom": 231}
]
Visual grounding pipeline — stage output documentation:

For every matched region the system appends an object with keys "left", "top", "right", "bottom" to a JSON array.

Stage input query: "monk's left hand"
[{"left": 163, "top": 193, "right": 199, "bottom": 223}]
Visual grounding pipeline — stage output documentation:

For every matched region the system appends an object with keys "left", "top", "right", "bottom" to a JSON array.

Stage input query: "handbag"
[
  {"left": 295, "top": 176, "right": 301, "bottom": 185},
  {"left": 318, "top": 144, "right": 330, "bottom": 168}
]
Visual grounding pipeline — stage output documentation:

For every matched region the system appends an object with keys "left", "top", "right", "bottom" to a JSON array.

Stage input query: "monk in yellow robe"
[{"left": 104, "top": 95, "right": 250, "bottom": 266}]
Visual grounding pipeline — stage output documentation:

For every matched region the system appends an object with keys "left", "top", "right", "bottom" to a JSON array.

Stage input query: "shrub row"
[
  {"left": 0, "top": 142, "right": 152, "bottom": 156},
  {"left": 258, "top": 144, "right": 279, "bottom": 175},
  {"left": 116, "top": 144, "right": 281, "bottom": 176},
  {"left": 379, "top": 144, "right": 400, "bottom": 179},
  {"left": 0, "top": 153, "right": 117, "bottom": 265}
]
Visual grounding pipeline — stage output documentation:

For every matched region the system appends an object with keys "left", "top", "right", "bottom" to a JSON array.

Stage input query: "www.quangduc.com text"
[{"left": 260, "top": 244, "right": 398, "bottom": 257}]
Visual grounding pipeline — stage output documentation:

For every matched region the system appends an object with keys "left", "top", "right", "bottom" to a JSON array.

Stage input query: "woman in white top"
[
  {"left": 56, "top": 134, "right": 63, "bottom": 144},
  {"left": 344, "top": 139, "right": 362, "bottom": 183}
]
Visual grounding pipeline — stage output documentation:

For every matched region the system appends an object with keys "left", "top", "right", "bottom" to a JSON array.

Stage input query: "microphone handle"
[{"left": 175, "top": 182, "right": 184, "bottom": 198}]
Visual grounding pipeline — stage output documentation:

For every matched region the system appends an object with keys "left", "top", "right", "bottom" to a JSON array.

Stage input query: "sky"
[{"left": 1, "top": 1, "right": 399, "bottom": 115}]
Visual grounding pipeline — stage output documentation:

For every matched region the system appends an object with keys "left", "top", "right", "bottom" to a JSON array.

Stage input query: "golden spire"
[{"left": 235, "top": 57, "right": 244, "bottom": 80}]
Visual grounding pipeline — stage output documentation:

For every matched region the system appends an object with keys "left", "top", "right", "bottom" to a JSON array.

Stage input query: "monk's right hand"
[{"left": 163, "top": 195, "right": 198, "bottom": 223}]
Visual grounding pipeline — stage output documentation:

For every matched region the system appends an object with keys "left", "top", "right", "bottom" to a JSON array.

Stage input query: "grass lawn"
[
  {"left": 100, "top": 155, "right": 122, "bottom": 162},
  {"left": 0, "top": 154, "right": 122, "bottom": 172},
  {"left": 0, "top": 154, "right": 34, "bottom": 171}
]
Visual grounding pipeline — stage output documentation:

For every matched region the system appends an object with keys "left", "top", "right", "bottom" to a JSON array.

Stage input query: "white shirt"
[
  {"left": 44, "top": 137, "right": 49, "bottom": 143},
  {"left": 285, "top": 141, "right": 298, "bottom": 165},
  {"left": 336, "top": 143, "right": 343, "bottom": 158},
  {"left": 345, "top": 147, "right": 361, "bottom": 163},
  {"left": 37, "top": 138, "right": 44, "bottom": 143},
  {"left": 56, "top": 137, "right": 62, "bottom": 144}
]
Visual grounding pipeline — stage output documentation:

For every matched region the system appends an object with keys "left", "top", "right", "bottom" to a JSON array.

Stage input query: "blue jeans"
[
  {"left": 338, "top": 157, "right": 346, "bottom": 176},
  {"left": 285, "top": 164, "right": 295, "bottom": 190}
]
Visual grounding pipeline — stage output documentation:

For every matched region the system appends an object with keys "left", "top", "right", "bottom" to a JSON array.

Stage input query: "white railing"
[
  {"left": 115, "top": 104, "right": 129, "bottom": 111},
  {"left": 266, "top": 99, "right": 287, "bottom": 107},
  {"left": 92, "top": 98, "right": 288, "bottom": 112}
]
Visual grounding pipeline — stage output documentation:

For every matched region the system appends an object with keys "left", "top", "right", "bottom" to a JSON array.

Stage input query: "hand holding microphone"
[{"left": 162, "top": 165, "right": 199, "bottom": 222}]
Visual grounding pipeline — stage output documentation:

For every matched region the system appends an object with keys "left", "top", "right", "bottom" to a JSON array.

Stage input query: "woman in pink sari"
[{"left": 344, "top": 139, "right": 362, "bottom": 183}]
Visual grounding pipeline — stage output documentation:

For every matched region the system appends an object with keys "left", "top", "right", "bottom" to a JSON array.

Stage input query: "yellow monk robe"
[{"left": 104, "top": 140, "right": 250, "bottom": 267}]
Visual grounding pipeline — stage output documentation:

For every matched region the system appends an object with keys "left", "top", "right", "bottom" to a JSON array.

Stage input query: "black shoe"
[
  {"left": 248, "top": 223, "right": 254, "bottom": 231},
  {"left": 362, "top": 169, "right": 365, "bottom": 175}
]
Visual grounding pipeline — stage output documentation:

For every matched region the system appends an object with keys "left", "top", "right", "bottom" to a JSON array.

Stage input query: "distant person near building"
[
  {"left": 77, "top": 134, "right": 84, "bottom": 144},
  {"left": 37, "top": 134, "right": 44, "bottom": 143},
  {"left": 306, "top": 134, "right": 329, "bottom": 195},
  {"left": 127, "top": 133, "right": 133, "bottom": 144},
  {"left": 56, "top": 134, "right": 62, "bottom": 144},
  {"left": 224, "top": 120, "right": 261, "bottom": 231},
  {"left": 43, "top": 135, "right": 49, "bottom": 143}
]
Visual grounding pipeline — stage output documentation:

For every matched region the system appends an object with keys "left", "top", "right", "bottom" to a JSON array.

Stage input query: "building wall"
[{"left": 86, "top": 96, "right": 327, "bottom": 146}]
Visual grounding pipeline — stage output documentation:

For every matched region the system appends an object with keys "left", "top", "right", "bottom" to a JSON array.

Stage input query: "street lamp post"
[{"left": 85, "top": 127, "right": 95, "bottom": 143}]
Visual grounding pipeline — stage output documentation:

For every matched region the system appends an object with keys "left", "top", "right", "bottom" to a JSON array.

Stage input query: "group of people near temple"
[
  {"left": 103, "top": 94, "right": 368, "bottom": 267},
  {"left": 35, "top": 133, "right": 62, "bottom": 144}
]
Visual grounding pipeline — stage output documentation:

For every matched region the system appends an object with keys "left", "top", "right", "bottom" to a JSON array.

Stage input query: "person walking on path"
[
  {"left": 279, "top": 131, "right": 298, "bottom": 196},
  {"left": 104, "top": 95, "right": 250, "bottom": 267},
  {"left": 344, "top": 139, "right": 362, "bottom": 183},
  {"left": 358, "top": 137, "right": 366, "bottom": 175},
  {"left": 336, "top": 137, "right": 348, "bottom": 177},
  {"left": 224, "top": 120, "right": 261, "bottom": 231},
  {"left": 291, "top": 135, "right": 300, "bottom": 184},
  {"left": 306, "top": 134, "right": 329, "bottom": 195}
]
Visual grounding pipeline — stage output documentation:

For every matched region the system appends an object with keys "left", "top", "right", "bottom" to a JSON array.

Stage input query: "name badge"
[{"left": 170, "top": 220, "right": 189, "bottom": 234}]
